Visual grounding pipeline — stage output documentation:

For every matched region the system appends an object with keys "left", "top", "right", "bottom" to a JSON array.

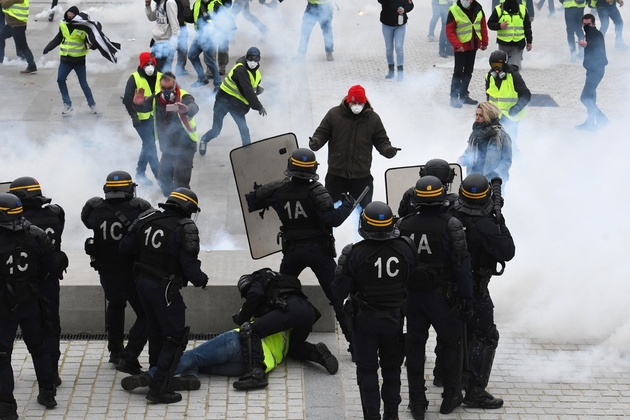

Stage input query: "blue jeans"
[
  {"left": 151, "top": 40, "right": 175, "bottom": 73},
  {"left": 580, "top": 67, "right": 605, "bottom": 119},
  {"left": 438, "top": 4, "right": 450, "bottom": 55},
  {"left": 564, "top": 7, "right": 584, "bottom": 53},
  {"left": 298, "top": 2, "right": 334, "bottom": 54},
  {"left": 429, "top": 0, "right": 440, "bottom": 36},
  {"left": 598, "top": 4, "right": 624, "bottom": 41},
  {"left": 188, "top": 29, "right": 221, "bottom": 87},
  {"left": 202, "top": 91, "right": 251, "bottom": 146},
  {"left": 57, "top": 61, "right": 95, "bottom": 107},
  {"left": 0, "top": 24, "right": 35, "bottom": 69},
  {"left": 382, "top": 23, "right": 406, "bottom": 67},
  {"left": 176, "top": 25, "right": 188, "bottom": 73},
  {"left": 135, "top": 117, "right": 160, "bottom": 179}
]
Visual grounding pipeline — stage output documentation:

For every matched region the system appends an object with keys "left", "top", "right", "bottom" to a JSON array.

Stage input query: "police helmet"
[
  {"left": 412, "top": 175, "right": 446, "bottom": 207},
  {"left": 237, "top": 274, "right": 253, "bottom": 297},
  {"left": 489, "top": 50, "right": 508, "bottom": 67},
  {"left": 0, "top": 193, "right": 23, "bottom": 222},
  {"left": 456, "top": 174, "right": 493, "bottom": 215},
  {"left": 358, "top": 201, "right": 398, "bottom": 241},
  {"left": 419, "top": 159, "right": 455, "bottom": 185},
  {"left": 161, "top": 188, "right": 200, "bottom": 216},
  {"left": 9, "top": 176, "right": 43, "bottom": 201},
  {"left": 284, "top": 148, "right": 319, "bottom": 181},
  {"left": 103, "top": 171, "right": 136, "bottom": 199}
]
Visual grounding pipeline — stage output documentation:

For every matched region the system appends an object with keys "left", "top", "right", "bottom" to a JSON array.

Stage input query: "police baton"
[
  {"left": 350, "top": 186, "right": 371, "bottom": 213},
  {"left": 490, "top": 177, "right": 504, "bottom": 226}
]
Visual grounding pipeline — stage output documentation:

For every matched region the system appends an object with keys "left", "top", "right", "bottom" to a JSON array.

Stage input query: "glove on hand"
[
  {"left": 508, "top": 106, "right": 520, "bottom": 117},
  {"left": 232, "top": 313, "right": 245, "bottom": 326},
  {"left": 259, "top": 106, "right": 267, "bottom": 116},
  {"left": 384, "top": 147, "right": 400, "bottom": 158},
  {"left": 341, "top": 193, "right": 356, "bottom": 208}
]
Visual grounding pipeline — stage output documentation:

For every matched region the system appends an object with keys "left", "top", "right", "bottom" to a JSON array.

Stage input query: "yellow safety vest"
[
  {"left": 153, "top": 87, "right": 199, "bottom": 142},
  {"left": 132, "top": 71, "right": 163, "bottom": 121},
  {"left": 192, "top": 0, "right": 210, "bottom": 30},
  {"left": 59, "top": 22, "right": 88, "bottom": 57},
  {"left": 4, "top": 0, "right": 29, "bottom": 23},
  {"left": 449, "top": 4, "right": 482, "bottom": 43},
  {"left": 486, "top": 72, "right": 526, "bottom": 121},
  {"left": 261, "top": 330, "right": 291, "bottom": 372},
  {"left": 496, "top": 5, "right": 526, "bottom": 43},
  {"left": 562, "top": 0, "right": 586, "bottom": 8},
  {"left": 220, "top": 62, "right": 261, "bottom": 106}
]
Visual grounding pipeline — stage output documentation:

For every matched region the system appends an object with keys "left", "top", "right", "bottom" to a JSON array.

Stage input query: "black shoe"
[
  {"left": 385, "top": 65, "right": 395, "bottom": 79},
  {"left": 53, "top": 372, "right": 62, "bottom": 388},
  {"left": 116, "top": 358, "right": 143, "bottom": 375},
  {"left": 37, "top": 388, "right": 57, "bottom": 408},
  {"left": 146, "top": 388, "right": 182, "bottom": 404},
  {"left": 463, "top": 387, "right": 504, "bottom": 409},
  {"left": 0, "top": 401, "right": 18, "bottom": 420},
  {"left": 219, "top": 68, "right": 226, "bottom": 76},
  {"left": 450, "top": 97, "right": 462, "bottom": 108},
  {"left": 408, "top": 398, "right": 428, "bottom": 420},
  {"left": 347, "top": 343, "right": 355, "bottom": 363},
  {"left": 199, "top": 140, "right": 208, "bottom": 156},
  {"left": 20, "top": 67, "right": 37, "bottom": 74},
  {"left": 169, "top": 375, "right": 201, "bottom": 391},
  {"left": 233, "top": 367, "right": 269, "bottom": 390},
  {"left": 311, "top": 342, "right": 338, "bottom": 374},
  {"left": 383, "top": 408, "right": 399, "bottom": 420},
  {"left": 121, "top": 372, "right": 151, "bottom": 391},
  {"left": 461, "top": 95, "right": 478, "bottom": 105},
  {"left": 109, "top": 351, "right": 123, "bottom": 364},
  {"left": 439, "top": 389, "right": 463, "bottom": 414}
]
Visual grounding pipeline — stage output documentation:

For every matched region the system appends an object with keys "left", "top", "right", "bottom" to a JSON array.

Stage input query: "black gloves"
[
  {"left": 132, "top": 115, "right": 142, "bottom": 128},
  {"left": 232, "top": 312, "right": 248, "bottom": 326},
  {"left": 341, "top": 193, "right": 356, "bottom": 208},
  {"left": 508, "top": 106, "right": 520, "bottom": 117},
  {"left": 384, "top": 147, "right": 400, "bottom": 158},
  {"left": 259, "top": 106, "right": 267, "bottom": 116},
  {"left": 256, "top": 86, "right": 264, "bottom": 95}
]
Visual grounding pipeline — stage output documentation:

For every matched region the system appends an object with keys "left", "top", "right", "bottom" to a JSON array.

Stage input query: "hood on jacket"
[
  {"left": 340, "top": 97, "right": 373, "bottom": 116},
  {"left": 64, "top": 6, "right": 80, "bottom": 22}
]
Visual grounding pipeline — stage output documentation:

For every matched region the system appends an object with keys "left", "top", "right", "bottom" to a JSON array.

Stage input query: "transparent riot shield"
[
  {"left": 0, "top": 183, "right": 10, "bottom": 193},
  {"left": 384, "top": 163, "right": 463, "bottom": 215},
  {"left": 230, "top": 133, "right": 299, "bottom": 260}
]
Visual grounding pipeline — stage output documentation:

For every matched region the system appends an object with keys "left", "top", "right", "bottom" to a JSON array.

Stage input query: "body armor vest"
[
  {"left": 90, "top": 199, "right": 139, "bottom": 270},
  {"left": 22, "top": 206, "right": 63, "bottom": 252},
  {"left": 0, "top": 231, "right": 42, "bottom": 316},
  {"left": 135, "top": 213, "right": 181, "bottom": 279},
  {"left": 461, "top": 216, "right": 497, "bottom": 284},
  {"left": 399, "top": 213, "right": 454, "bottom": 290},
  {"left": 275, "top": 182, "right": 324, "bottom": 242},
  {"left": 352, "top": 238, "right": 411, "bottom": 310}
]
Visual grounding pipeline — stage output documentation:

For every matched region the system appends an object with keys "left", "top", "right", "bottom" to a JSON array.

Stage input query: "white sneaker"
[
  {"left": 62, "top": 104, "right": 73, "bottom": 115},
  {"left": 90, "top": 104, "right": 98, "bottom": 114}
]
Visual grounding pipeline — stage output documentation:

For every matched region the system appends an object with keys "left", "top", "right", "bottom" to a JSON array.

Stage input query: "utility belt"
[
  {"left": 343, "top": 296, "right": 401, "bottom": 333},
  {"left": 278, "top": 232, "right": 336, "bottom": 257},
  {"left": 416, "top": 282, "right": 460, "bottom": 309}
]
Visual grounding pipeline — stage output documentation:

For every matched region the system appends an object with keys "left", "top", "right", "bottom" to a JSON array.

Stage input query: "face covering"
[
  {"left": 247, "top": 60, "right": 258, "bottom": 70},
  {"left": 350, "top": 104, "right": 364, "bottom": 115},
  {"left": 162, "top": 89, "right": 175, "bottom": 102},
  {"left": 144, "top": 64, "right": 155, "bottom": 76},
  {"left": 461, "top": 0, "right": 471, "bottom": 7}
]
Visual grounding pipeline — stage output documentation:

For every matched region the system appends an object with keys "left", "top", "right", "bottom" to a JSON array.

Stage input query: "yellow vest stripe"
[
  {"left": 449, "top": 4, "right": 482, "bottom": 43},
  {"left": 486, "top": 73, "right": 526, "bottom": 121},
  {"left": 4, "top": 0, "right": 29, "bottom": 23},
  {"left": 496, "top": 5, "right": 526, "bottom": 43},
  {"left": 132, "top": 71, "right": 162, "bottom": 121},
  {"left": 220, "top": 62, "right": 261, "bottom": 106}
]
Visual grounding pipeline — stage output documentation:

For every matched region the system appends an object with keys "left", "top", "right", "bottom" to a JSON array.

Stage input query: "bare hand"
[
  {"left": 456, "top": 46, "right": 465, "bottom": 52},
  {"left": 578, "top": 40, "right": 587, "bottom": 48},
  {"left": 397, "top": 6, "right": 404, "bottom": 13},
  {"left": 500, "top": 22, "right": 508, "bottom": 29},
  {"left": 619, "top": 0, "right": 624, "bottom": 7},
  {"left": 133, "top": 88, "right": 146, "bottom": 106},
  {"left": 176, "top": 102, "right": 189, "bottom": 113},
  {"left": 526, "top": 43, "right": 532, "bottom": 51},
  {"left": 480, "top": 45, "right": 487, "bottom": 51},
  {"left": 145, "top": 0, "right": 151, "bottom": 6}
]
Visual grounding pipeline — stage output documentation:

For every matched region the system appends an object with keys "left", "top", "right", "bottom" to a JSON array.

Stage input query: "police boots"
[
  {"left": 169, "top": 375, "right": 201, "bottom": 391},
  {"left": 439, "top": 388, "right": 463, "bottom": 414},
  {"left": 463, "top": 387, "right": 504, "bottom": 409},
  {"left": 146, "top": 370, "right": 182, "bottom": 404},
  {"left": 408, "top": 397, "right": 428, "bottom": 420},
  {"left": 36, "top": 387, "right": 57, "bottom": 408},
  {"left": 308, "top": 342, "right": 339, "bottom": 374},
  {"left": 121, "top": 372, "right": 152, "bottom": 391},
  {"left": 383, "top": 407, "right": 399, "bottom": 420},
  {"left": 0, "top": 401, "right": 18, "bottom": 420},
  {"left": 386, "top": 64, "right": 395, "bottom": 79},
  {"left": 232, "top": 361, "right": 269, "bottom": 390}
]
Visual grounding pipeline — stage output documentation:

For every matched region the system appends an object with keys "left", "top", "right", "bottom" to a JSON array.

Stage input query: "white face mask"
[
  {"left": 350, "top": 104, "right": 364, "bottom": 115},
  {"left": 247, "top": 60, "right": 258, "bottom": 69},
  {"left": 144, "top": 64, "right": 155, "bottom": 76},
  {"left": 461, "top": 0, "right": 471, "bottom": 7}
]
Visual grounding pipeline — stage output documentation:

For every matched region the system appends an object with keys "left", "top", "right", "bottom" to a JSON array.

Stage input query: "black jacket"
[
  {"left": 583, "top": 24, "right": 607, "bottom": 71},
  {"left": 123, "top": 67, "right": 159, "bottom": 119},
  {"left": 487, "top": 0, "right": 532, "bottom": 48},
  {"left": 378, "top": 0, "right": 414, "bottom": 26},
  {"left": 485, "top": 64, "right": 531, "bottom": 113}
]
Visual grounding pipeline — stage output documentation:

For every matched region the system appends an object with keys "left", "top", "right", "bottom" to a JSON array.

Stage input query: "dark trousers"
[
  {"left": 57, "top": 61, "right": 95, "bottom": 107},
  {"left": 598, "top": 4, "right": 624, "bottom": 40},
  {"left": 202, "top": 91, "right": 251, "bottom": 146},
  {"left": 158, "top": 150, "right": 195, "bottom": 197},
  {"left": 450, "top": 49, "right": 477, "bottom": 99},
  {"left": 580, "top": 67, "right": 605, "bottom": 119},
  {"left": 467, "top": 290, "right": 496, "bottom": 388},
  {"left": 0, "top": 24, "right": 36, "bottom": 69},
  {"left": 406, "top": 289, "right": 463, "bottom": 399},
  {"left": 38, "top": 277, "right": 61, "bottom": 374},
  {"left": 324, "top": 173, "right": 373, "bottom": 210},
  {"left": 135, "top": 117, "right": 160, "bottom": 179},
  {"left": 250, "top": 295, "right": 316, "bottom": 363},
  {"left": 0, "top": 303, "right": 54, "bottom": 403},
  {"left": 280, "top": 241, "right": 349, "bottom": 339},
  {"left": 99, "top": 271, "right": 149, "bottom": 355},
  {"left": 352, "top": 314, "right": 405, "bottom": 417},
  {"left": 564, "top": 7, "right": 584, "bottom": 52}
]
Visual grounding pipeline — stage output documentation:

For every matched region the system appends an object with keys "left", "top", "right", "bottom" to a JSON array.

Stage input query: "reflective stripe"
[
  {"left": 496, "top": 5, "right": 526, "bottom": 43},
  {"left": 486, "top": 73, "right": 526, "bottom": 121},
  {"left": 4, "top": 0, "right": 29, "bottom": 23},
  {"left": 220, "top": 62, "right": 261, "bottom": 106},
  {"left": 563, "top": 0, "right": 586, "bottom": 7},
  {"left": 450, "top": 4, "right": 482, "bottom": 43},
  {"left": 153, "top": 88, "right": 199, "bottom": 143},
  {"left": 132, "top": 71, "right": 162, "bottom": 121},
  {"left": 59, "top": 22, "right": 88, "bottom": 57}
]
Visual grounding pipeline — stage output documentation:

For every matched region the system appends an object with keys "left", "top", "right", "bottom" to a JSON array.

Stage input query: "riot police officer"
[
  {"left": 452, "top": 174, "right": 514, "bottom": 409},
  {"left": 0, "top": 193, "right": 60, "bottom": 419},
  {"left": 398, "top": 158, "right": 459, "bottom": 217},
  {"left": 9, "top": 177, "right": 67, "bottom": 387},
  {"left": 119, "top": 187, "right": 208, "bottom": 404},
  {"left": 81, "top": 171, "right": 153, "bottom": 374},
  {"left": 397, "top": 176, "right": 473, "bottom": 418},
  {"left": 245, "top": 148, "right": 355, "bottom": 351},
  {"left": 231, "top": 268, "right": 338, "bottom": 390},
  {"left": 332, "top": 201, "right": 416, "bottom": 420}
]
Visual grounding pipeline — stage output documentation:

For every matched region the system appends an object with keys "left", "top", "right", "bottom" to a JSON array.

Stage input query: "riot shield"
[
  {"left": 230, "top": 133, "right": 299, "bottom": 260},
  {"left": 385, "top": 163, "right": 463, "bottom": 214},
  {"left": 0, "top": 182, "right": 10, "bottom": 193}
]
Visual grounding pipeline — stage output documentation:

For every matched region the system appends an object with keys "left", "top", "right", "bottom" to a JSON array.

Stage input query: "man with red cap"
[
  {"left": 309, "top": 85, "right": 400, "bottom": 209},
  {"left": 123, "top": 52, "right": 162, "bottom": 187}
]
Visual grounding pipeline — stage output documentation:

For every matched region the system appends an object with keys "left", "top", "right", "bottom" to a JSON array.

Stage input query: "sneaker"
[
  {"left": 116, "top": 358, "right": 143, "bottom": 375},
  {"left": 427, "top": 35, "right": 438, "bottom": 42},
  {"left": 232, "top": 368, "right": 268, "bottom": 390},
  {"left": 62, "top": 104, "right": 73, "bottom": 115},
  {"left": 199, "top": 140, "right": 208, "bottom": 156},
  {"left": 20, "top": 67, "right": 37, "bottom": 74},
  {"left": 53, "top": 372, "right": 62, "bottom": 388},
  {"left": 311, "top": 342, "right": 339, "bottom": 374},
  {"left": 326, "top": 52, "right": 334, "bottom": 61},
  {"left": 121, "top": 372, "right": 151, "bottom": 391},
  {"left": 169, "top": 375, "right": 201, "bottom": 391},
  {"left": 439, "top": 389, "right": 463, "bottom": 414},
  {"left": 219, "top": 67, "right": 226, "bottom": 76},
  {"left": 292, "top": 54, "right": 306, "bottom": 63},
  {"left": 461, "top": 95, "right": 478, "bottom": 105},
  {"left": 48, "top": 10, "right": 55, "bottom": 21},
  {"left": 463, "top": 387, "right": 504, "bottom": 409},
  {"left": 90, "top": 104, "right": 98, "bottom": 114},
  {"left": 449, "top": 97, "right": 462, "bottom": 108},
  {"left": 146, "top": 388, "right": 182, "bottom": 404},
  {"left": 191, "top": 79, "right": 209, "bottom": 88},
  {"left": 37, "top": 388, "right": 57, "bottom": 408}
]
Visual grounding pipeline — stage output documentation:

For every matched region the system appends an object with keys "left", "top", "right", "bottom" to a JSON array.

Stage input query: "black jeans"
[
  {"left": 324, "top": 173, "right": 373, "bottom": 210},
  {"left": 158, "top": 149, "right": 195, "bottom": 197},
  {"left": 450, "top": 49, "right": 477, "bottom": 99},
  {"left": 580, "top": 66, "right": 605, "bottom": 119},
  {"left": 0, "top": 25, "right": 35, "bottom": 69}
]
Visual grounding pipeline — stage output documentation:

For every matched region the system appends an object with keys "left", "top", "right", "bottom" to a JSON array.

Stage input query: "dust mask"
[
  {"left": 144, "top": 64, "right": 155, "bottom": 76},
  {"left": 350, "top": 104, "right": 364, "bottom": 115},
  {"left": 461, "top": 0, "right": 471, "bottom": 7},
  {"left": 247, "top": 60, "right": 258, "bottom": 70}
]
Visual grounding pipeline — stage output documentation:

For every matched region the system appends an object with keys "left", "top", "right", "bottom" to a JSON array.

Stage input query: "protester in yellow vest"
[
  {"left": 487, "top": 0, "right": 532, "bottom": 70},
  {"left": 485, "top": 50, "right": 531, "bottom": 141},
  {"left": 292, "top": 0, "right": 335, "bottom": 62},
  {"left": 0, "top": 0, "right": 37, "bottom": 74},
  {"left": 199, "top": 47, "right": 267, "bottom": 155},
  {"left": 559, "top": 0, "right": 586, "bottom": 61},
  {"left": 123, "top": 52, "right": 163, "bottom": 187},
  {"left": 133, "top": 71, "right": 200, "bottom": 197},
  {"left": 446, "top": 0, "right": 488, "bottom": 108},
  {"left": 43, "top": 6, "right": 97, "bottom": 115}
]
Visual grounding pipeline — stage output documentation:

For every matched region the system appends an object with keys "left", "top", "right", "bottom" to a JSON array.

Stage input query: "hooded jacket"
[
  {"left": 309, "top": 98, "right": 393, "bottom": 179},
  {"left": 43, "top": 7, "right": 90, "bottom": 65}
]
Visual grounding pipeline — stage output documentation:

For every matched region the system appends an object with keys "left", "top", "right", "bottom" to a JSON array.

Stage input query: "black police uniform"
[
  {"left": 453, "top": 205, "right": 514, "bottom": 399},
  {"left": 397, "top": 206, "right": 473, "bottom": 414},
  {"left": 0, "top": 218, "right": 60, "bottom": 416},
  {"left": 119, "top": 206, "right": 208, "bottom": 395},
  {"left": 332, "top": 233, "right": 416, "bottom": 420},
  {"left": 17, "top": 195, "right": 66, "bottom": 381},
  {"left": 246, "top": 177, "right": 353, "bottom": 340},
  {"left": 398, "top": 187, "right": 459, "bottom": 217},
  {"left": 81, "top": 195, "right": 153, "bottom": 366}
]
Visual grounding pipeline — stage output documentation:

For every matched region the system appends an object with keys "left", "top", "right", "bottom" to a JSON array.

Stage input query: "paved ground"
[{"left": 4, "top": 0, "right": 630, "bottom": 418}]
